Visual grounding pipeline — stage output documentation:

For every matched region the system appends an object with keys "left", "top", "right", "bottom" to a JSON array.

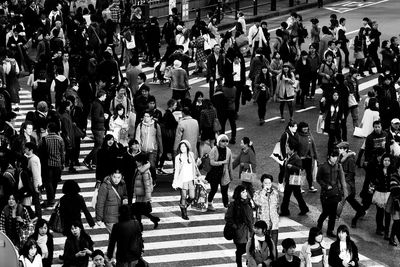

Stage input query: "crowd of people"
[{"left": 0, "top": 0, "right": 398, "bottom": 266}]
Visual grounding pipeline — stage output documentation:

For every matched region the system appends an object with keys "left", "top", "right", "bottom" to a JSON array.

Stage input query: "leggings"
[
  {"left": 279, "top": 101, "right": 293, "bottom": 119},
  {"left": 180, "top": 188, "right": 195, "bottom": 206},
  {"left": 234, "top": 242, "right": 247, "bottom": 267},
  {"left": 208, "top": 181, "right": 229, "bottom": 207}
]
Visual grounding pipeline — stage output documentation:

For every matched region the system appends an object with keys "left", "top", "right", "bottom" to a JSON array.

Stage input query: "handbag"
[
  {"left": 213, "top": 117, "right": 222, "bottom": 132},
  {"left": 200, "top": 153, "right": 212, "bottom": 172},
  {"left": 241, "top": 165, "right": 256, "bottom": 183},
  {"left": 288, "top": 169, "right": 306, "bottom": 186},
  {"left": 223, "top": 223, "right": 236, "bottom": 240},
  {"left": 372, "top": 191, "right": 391, "bottom": 209},
  {"left": 348, "top": 93, "right": 358, "bottom": 107},
  {"left": 49, "top": 202, "right": 63, "bottom": 233},
  {"left": 316, "top": 114, "right": 325, "bottom": 134}
]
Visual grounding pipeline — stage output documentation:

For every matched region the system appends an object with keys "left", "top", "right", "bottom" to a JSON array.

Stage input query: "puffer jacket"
[
  {"left": 253, "top": 188, "right": 279, "bottom": 230},
  {"left": 135, "top": 120, "right": 163, "bottom": 153},
  {"left": 96, "top": 176, "right": 128, "bottom": 223},
  {"left": 134, "top": 163, "right": 153, "bottom": 203}
]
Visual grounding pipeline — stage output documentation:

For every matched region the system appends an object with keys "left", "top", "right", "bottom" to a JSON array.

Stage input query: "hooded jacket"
[
  {"left": 96, "top": 176, "right": 128, "bottom": 223},
  {"left": 134, "top": 162, "right": 153, "bottom": 203}
]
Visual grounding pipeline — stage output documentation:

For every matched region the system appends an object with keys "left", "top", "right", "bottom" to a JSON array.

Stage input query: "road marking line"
[
  {"left": 296, "top": 106, "right": 316, "bottom": 113},
  {"left": 225, "top": 127, "right": 244, "bottom": 134},
  {"left": 264, "top": 116, "right": 280, "bottom": 123}
]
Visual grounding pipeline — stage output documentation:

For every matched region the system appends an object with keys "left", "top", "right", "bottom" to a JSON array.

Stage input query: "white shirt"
[{"left": 19, "top": 254, "right": 43, "bottom": 267}]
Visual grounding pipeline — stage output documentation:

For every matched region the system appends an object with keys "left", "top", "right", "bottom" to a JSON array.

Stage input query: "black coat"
[
  {"left": 328, "top": 240, "right": 359, "bottom": 267},
  {"left": 96, "top": 144, "right": 122, "bottom": 182},
  {"left": 60, "top": 193, "right": 95, "bottom": 236},
  {"left": 29, "top": 231, "right": 54, "bottom": 267}
]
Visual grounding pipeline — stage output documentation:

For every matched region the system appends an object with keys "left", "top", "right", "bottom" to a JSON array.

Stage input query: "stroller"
[{"left": 192, "top": 176, "right": 210, "bottom": 212}]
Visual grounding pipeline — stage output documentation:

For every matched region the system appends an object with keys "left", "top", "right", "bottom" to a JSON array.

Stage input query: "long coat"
[{"left": 225, "top": 199, "right": 254, "bottom": 244}]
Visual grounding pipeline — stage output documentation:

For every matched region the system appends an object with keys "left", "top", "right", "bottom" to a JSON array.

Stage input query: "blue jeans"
[{"left": 85, "top": 129, "right": 104, "bottom": 164}]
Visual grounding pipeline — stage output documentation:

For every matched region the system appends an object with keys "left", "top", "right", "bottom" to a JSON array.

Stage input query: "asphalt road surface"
[{"left": 13, "top": 0, "right": 400, "bottom": 266}]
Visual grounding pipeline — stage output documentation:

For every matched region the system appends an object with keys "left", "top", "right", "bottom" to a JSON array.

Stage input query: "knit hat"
[
  {"left": 176, "top": 25, "right": 183, "bottom": 31},
  {"left": 216, "top": 134, "right": 229, "bottom": 144}
]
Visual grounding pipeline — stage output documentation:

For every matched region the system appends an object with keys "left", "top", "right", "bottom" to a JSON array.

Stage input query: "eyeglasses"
[{"left": 220, "top": 140, "right": 229, "bottom": 143}]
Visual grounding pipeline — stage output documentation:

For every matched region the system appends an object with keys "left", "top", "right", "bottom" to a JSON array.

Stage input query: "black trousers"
[
  {"left": 301, "top": 158, "right": 314, "bottom": 188},
  {"left": 280, "top": 184, "right": 309, "bottom": 214},
  {"left": 310, "top": 72, "right": 318, "bottom": 97},
  {"left": 208, "top": 180, "right": 229, "bottom": 206},
  {"left": 234, "top": 81, "right": 243, "bottom": 114},
  {"left": 341, "top": 43, "right": 350, "bottom": 67},
  {"left": 376, "top": 206, "right": 391, "bottom": 234},
  {"left": 220, "top": 110, "right": 237, "bottom": 140},
  {"left": 318, "top": 199, "right": 339, "bottom": 233},
  {"left": 234, "top": 242, "right": 247, "bottom": 267},
  {"left": 44, "top": 166, "right": 61, "bottom": 204}
]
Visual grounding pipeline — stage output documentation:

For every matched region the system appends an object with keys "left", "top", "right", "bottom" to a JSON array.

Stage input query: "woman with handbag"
[
  {"left": 233, "top": 137, "right": 257, "bottom": 196},
  {"left": 173, "top": 140, "right": 199, "bottom": 220},
  {"left": 60, "top": 180, "right": 95, "bottom": 236},
  {"left": 133, "top": 153, "right": 160, "bottom": 230},
  {"left": 280, "top": 140, "right": 309, "bottom": 217},
  {"left": 0, "top": 194, "right": 31, "bottom": 248},
  {"left": 225, "top": 185, "right": 254, "bottom": 267},
  {"left": 253, "top": 174, "right": 279, "bottom": 252},
  {"left": 371, "top": 154, "right": 393, "bottom": 239},
  {"left": 207, "top": 134, "right": 233, "bottom": 211}
]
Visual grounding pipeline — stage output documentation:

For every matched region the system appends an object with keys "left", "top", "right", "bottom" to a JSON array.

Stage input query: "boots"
[
  {"left": 186, "top": 198, "right": 193, "bottom": 209},
  {"left": 180, "top": 205, "right": 189, "bottom": 220},
  {"left": 150, "top": 216, "right": 160, "bottom": 229}
]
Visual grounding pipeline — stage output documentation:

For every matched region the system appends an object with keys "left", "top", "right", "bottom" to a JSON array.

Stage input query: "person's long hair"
[
  {"left": 112, "top": 103, "right": 126, "bottom": 120},
  {"left": 20, "top": 239, "right": 39, "bottom": 259},
  {"left": 335, "top": 225, "right": 354, "bottom": 255},
  {"left": 177, "top": 142, "right": 191, "bottom": 164}
]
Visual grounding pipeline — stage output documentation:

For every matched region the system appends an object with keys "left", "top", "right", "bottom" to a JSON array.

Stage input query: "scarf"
[
  {"left": 254, "top": 235, "right": 265, "bottom": 251},
  {"left": 37, "top": 234, "right": 48, "bottom": 258}
]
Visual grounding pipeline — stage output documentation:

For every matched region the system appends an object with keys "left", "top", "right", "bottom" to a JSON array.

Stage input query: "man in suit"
[{"left": 206, "top": 44, "right": 224, "bottom": 98}]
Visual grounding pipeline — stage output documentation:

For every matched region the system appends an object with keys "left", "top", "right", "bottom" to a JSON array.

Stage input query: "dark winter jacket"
[
  {"left": 63, "top": 232, "right": 94, "bottom": 267},
  {"left": 225, "top": 199, "right": 254, "bottom": 244},
  {"left": 90, "top": 99, "right": 105, "bottom": 131},
  {"left": 328, "top": 240, "right": 359, "bottom": 267},
  {"left": 60, "top": 193, "right": 95, "bottom": 235}
]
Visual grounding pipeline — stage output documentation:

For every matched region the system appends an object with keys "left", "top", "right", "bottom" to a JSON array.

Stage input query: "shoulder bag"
[
  {"left": 241, "top": 164, "right": 256, "bottom": 183},
  {"left": 49, "top": 202, "right": 63, "bottom": 233},
  {"left": 288, "top": 169, "right": 306, "bottom": 186}
]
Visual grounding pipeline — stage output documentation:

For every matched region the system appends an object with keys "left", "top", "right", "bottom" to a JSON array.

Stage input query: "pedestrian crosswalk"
[{"left": 12, "top": 57, "right": 386, "bottom": 266}]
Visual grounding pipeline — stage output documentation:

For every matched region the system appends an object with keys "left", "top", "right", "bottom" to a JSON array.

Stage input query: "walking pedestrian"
[
  {"left": 254, "top": 65, "right": 272, "bottom": 125},
  {"left": 96, "top": 168, "right": 128, "bottom": 233},
  {"left": 253, "top": 174, "right": 279, "bottom": 250},
  {"left": 207, "top": 134, "right": 233, "bottom": 210},
  {"left": 173, "top": 140, "right": 199, "bottom": 220},
  {"left": 316, "top": 150, "right": 348, "bottom": 237},
  {"left": 107, "top": 205, "right": 143, "bottom": 266},
  {"left": 328, "top": 225, "right": 359, "bottom": 267},
  {"left": 296, "top": 122, "right": 318, "bottom": 192},
  {"left": 60, "top": 180, "right": 95, "bottom": 236},
  {"left": 273, "top": 238, "right": 300, "bottom": 266},
  {"left": 280, "top": 140, "right": 309, "bottom": 216},
  {"left": 276, "top": 63, "right": 296, "bottom": 122},
  {"left": 225, "top": 185, "right": 254, "bottom": 267},
  {"left": 39, "top": 122, "right": 65, "bottom": 208},
  {"left": 387, "top": 167, "right": 400, "bottom": 246},
  {"left": 133, "top": 153, "right": 160, "bottom": 229},
  {"left": 19, "top": 239, "right": 43, "bottom": 267},
  {"left": 322, "top": 91, "right": 343, "bottom": 153},
  {"left": 63, "top": 221, "right": 94, "bottom": 267},
  {"left": 246, "top": 220, "right": 276, "bottom": 267},
  {"left": 28, "top": 218, "right": 54, "bottom": 267},
  {"left": 24, "top": 142, "right": 42, "bottom": 219},
  {"left": 233, "top": 137, "right": 257, "bottom": 196},
  {"left": 299, "top": 227, "right": 328, "bottom": 267},
  {"left": 83, "top": 90, "right": 108, "bottom": 169}
]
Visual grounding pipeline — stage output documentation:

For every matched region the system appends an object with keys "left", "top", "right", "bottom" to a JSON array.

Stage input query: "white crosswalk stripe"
[{"left": 12, "top": 58, "right": 383, "bottom": 266}]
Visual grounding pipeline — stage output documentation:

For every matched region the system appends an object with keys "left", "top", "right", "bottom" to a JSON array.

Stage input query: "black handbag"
[
  {"left": 49, "top": 203, "right": 63, "bottom": 233},
  {"left": 223, "top": 223, "right": 235, "bottom": 240}
]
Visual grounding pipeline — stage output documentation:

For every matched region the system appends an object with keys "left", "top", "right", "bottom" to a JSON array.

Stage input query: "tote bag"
[
  {"left": 288, "top": 169, "right": 306, "bottom": 186},
  {"left": 241, "top": 165, "right": 256, "bottom": 183},
  {"left": 348, "top": 93, "right": 358, "bottom": 107},
  {"left": 49, "top": 203, "right": 63, "bottom": 233}
]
